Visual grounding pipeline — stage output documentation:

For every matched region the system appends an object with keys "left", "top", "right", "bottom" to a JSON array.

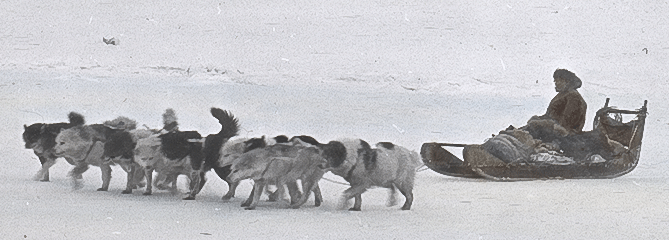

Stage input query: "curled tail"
[
  {"left": 202, "top": 108, "right": 239, "bottom": 171},
  {"left": 162, "top": 108, "right": 178, "bottom": 132},
  {"left": 68, "top": 112, "right": 85, "bottom": 126},
  {"left": 104, "top": 116, "right": 137, "bottom": 130},
  {"left": 211, "top": 108, "right": 239, "bottom": 139}
]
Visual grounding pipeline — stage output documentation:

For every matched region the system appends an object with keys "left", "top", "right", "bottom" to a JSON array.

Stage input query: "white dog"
[{"left": 319, "top": 139, "right": 422, "bottom": 211}]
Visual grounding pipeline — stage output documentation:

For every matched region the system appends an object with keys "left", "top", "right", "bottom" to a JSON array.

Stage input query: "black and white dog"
[
  {"left": 135, "top": 108, "right": 238, "bottom": 200},
  {"left": 23, "top": 112, "right": 85, "bottom": 181}
]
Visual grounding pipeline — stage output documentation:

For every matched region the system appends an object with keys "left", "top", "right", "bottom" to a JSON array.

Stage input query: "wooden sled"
[{"left": 420, "top": 98, "right": 647, "bottom": 181}]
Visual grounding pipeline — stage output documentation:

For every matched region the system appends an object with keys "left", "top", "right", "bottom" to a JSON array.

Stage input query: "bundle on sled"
[{"left": 420, "top": 98, "right": 647, "bottom": 181}]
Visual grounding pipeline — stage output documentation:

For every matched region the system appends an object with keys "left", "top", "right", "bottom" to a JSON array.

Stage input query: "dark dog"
[
  {"left": 23, "top": 112, "right": 85, "bottom": 181},
  {"left": 135, "top": 129, "right": 204, "bottom": 199}
]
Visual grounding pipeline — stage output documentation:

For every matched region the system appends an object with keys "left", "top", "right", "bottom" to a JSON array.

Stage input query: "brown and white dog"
[
  {"left": 319, "top": 139, "right": 422, "bottom": 211},
  {"left": 23, "top": 112, "right": 85, "bottom": 181},
  {"left": 228, "top": 140, "right": 329, "bottom": 210},
  {"left": 53, "top": 117, "right": 144, "bottom": 192}
]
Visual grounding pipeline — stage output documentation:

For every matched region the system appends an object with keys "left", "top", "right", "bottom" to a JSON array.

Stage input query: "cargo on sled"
[{"left": 420, "top": 98, "right": 648, "bottom": 181}]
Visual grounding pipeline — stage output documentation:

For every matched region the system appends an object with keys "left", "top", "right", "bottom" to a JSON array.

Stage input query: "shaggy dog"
[
  {"left": 23, "top": 112, "right": 85, "bottom": 181},
  {"left": 215, "top": 135, "right": 325, "bottom": 205},
  {"left": 228, "top": 140, "right": 329, "bottom": 210},
  {"left": 134, "top": 129, "right": 203, "bottom": 199},
  {"left": 319, "top": 139, "right": 422, "bottom": 211},
  {"left": 209, "top": 135, "right": 287, "bottom": 200},
  {"left": 53, "top": 117, "right": 142, "bottom": 192}
]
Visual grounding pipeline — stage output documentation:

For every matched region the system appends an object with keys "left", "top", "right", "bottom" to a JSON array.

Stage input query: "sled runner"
[{"left": 420, "top": 98, "right": 647, "bottom": 181}]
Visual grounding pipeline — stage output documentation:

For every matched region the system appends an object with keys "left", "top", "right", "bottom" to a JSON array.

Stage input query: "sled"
[{"left": 420, "top": 98, "right": 648, "bottom": 181}]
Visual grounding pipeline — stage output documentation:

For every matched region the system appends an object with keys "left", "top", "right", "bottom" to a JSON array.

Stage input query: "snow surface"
[{"left": 2, "top": 0, "right": 669, "bottom": 239}]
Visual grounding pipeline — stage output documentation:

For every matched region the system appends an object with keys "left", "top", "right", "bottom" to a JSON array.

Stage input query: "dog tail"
[
  {"left": 68, "top": 112, "right": 85, "bottom": 126},
  {"left": 211, "top": 108, "right": 239, "bottom": 139},
  {"left": 162, "top": 108, "right": 178, "bottom": 132},
  {"left": 104, "top": 116, "right": 137, "bottom": 130}
]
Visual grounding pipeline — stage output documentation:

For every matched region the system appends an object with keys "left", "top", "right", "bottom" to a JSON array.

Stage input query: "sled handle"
[
  {"left": 427, "top": 143, "right": 469, "bottom": 147},
  {"left": 593, "top": 98, "right": 610, "bottom": 129}
]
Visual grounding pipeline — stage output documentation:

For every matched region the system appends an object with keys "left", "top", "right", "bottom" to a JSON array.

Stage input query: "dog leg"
[
  {"left": 340, "top": 184, "right": 369, "bottom": 211},
  {"left": 183, "top": 171, "right": 201, "bottom": 200},
  {"left": 266, "top": 185, "right": 279, "bottom": 202},
  {"left": 98, "top": 163, "right": 112, "bottom": 191},
  {"left": 221, "top": 181, "right": 238, "bottom": 200},
  {"left": 69, "top": 163, "right": 89, "bottom": 190},
  {"left": 34, "top": 156, "right": 56, "bottom": 182},
  {"left": 121, "top": 164, "right": 134, "bottom": 194},
  {"left": 245, "top": 181, "right": 265, "bottom": 210},
  {"left": 143, "top": 168, "right": 154, "bottom": 195},
  {"left": 197, "top": 172, "right": 207, "bottom": 192},
  {"left": 132, "top": 163, "right": 146, "bottom": 189},
  {"left": 291, "top": 172, "right": 324, "bottom": 209},
  {"left": 275, "top": 182, "right": 290, "bottom": 206},
  {"left": 285, "top": 181, "right": 301, "bottom": 205},
  {"left": 215, "top": 166, "right": 236, "bottom": 200},
  {"left": 350, "top": 194, "right": 363, "bottom": 211},
  {"left": 241, "top": 184, "right": 256, "bottom": 207},
  {"left": 313, "top": 184, "right": 323, "bottom": 207},
  {"left": 395, "top": 182, "right": 414, "bottom": 210},
  {"left": 386, "top": 185, "right": 398, "bottom": 207}
]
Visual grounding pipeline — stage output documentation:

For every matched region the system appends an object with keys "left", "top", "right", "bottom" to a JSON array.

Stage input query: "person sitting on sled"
[
  {"left": 484, "top": 69, "right": 589, "bottom": 163},
  {"left": 521, "top": 68, "right": 587, "bottom": 142},
  {"left": 487, "top": 69, "right": 626, "bottom": 163}
]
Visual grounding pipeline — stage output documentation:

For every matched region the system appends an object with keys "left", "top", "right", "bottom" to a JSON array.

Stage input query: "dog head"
[
  {"left": 316, "top": 141, "right": 347, "bottom": 170},
  {"left": 23, "top": 124, "right": 46, "bottom": 150},
  {"left": 53, "top": 127, "right": 96, "bottom": 161},
  {"left": 134, "top": 136, "right": 163, "bottom": 169}
]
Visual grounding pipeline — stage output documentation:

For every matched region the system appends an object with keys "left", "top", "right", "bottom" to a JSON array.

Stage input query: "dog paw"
[
  {"left": 142, "top": 192, "right": 152, "bottom": 196},
  {"left": 183, "top": 196, "right": 195, "bottom": 200},
  {"left": 244, "top": 207, "right": 256, "bottom": 210},
  {"left": 97, "top": 188, "right": 108, "bottom": 191},
  {"left": 39, "top": 179, "right": 50, "bottom": 182},
  {"left": 290, "top": 204, "right": 301, "bottom": 209},
  {"left": 401, "top": 205, "right": 411, "bottom": 211},
  {"left": 221, "top": 195, "right": 233, "bottom": 201},
  {"left": 240, "top": 202, "right": 250, "bottom": 207},
  {"left": 314, "top": 201, "right": 322, "bottom": 207},
  {"left": 348, "top": 207, "right": 362, "bottom": 211},
  {"left": 121, "top": 190, "right": 132, "bottom": 194},
  {"left": 386, "top": 196, "right": 398, "bottom": 207},
  {"left": 72, "top": 180, "right": 84, "bottom": 190}
]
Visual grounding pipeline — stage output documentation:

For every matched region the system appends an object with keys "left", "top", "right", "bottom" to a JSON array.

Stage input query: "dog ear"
[{"left": 24, "top": 124, "right": 27, "bottom": 130}]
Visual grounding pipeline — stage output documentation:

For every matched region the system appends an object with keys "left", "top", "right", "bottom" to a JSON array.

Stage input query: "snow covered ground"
[{"left": 2, "top": 0, "right": 669, "bottom": 239}]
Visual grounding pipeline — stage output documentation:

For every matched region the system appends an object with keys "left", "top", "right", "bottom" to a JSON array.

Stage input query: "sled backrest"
[{"left": 594, "top": 99, "right": 647, "bottom": 149}]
